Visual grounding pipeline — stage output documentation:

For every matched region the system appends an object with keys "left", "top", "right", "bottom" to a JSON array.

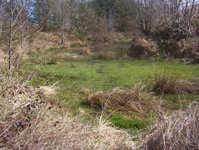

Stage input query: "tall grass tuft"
[
  {"left": 150, "top": 73, "right": 199, "bottom": 94},
  {"left": 88, "top": 83, "right": 157, "bottom": 113},
  {"left": 137, "top": 102, "right": 199, "bottom": 150}
]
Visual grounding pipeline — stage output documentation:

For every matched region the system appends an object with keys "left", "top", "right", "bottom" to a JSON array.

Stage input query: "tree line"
[
  {"left": 0, "top": 0, "right": 198, "bottom": 38},
  {"left": 0, "top": 0, "right": 199, "bottom": 73}
]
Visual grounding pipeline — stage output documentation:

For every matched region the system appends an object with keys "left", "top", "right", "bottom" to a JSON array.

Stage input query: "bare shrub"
[
  {"left": 181, "top": 38, "right": 199, "bottom": 59},
  {"left": 151, "top": 27, "right": 187, "bottom": 42},
  {"left": 159, "top": 40, "right": 182, "bottom": 58},
  {"left": 90, "top": 19, "right": 109, "bottom": 42},
  {"left": 182, "top": 46, "right": 199, "bottom": 58},
  {"left": 88, "top": 83, "right": 157, "bottom": 113},
  {"left": 150, "top": 74, "right": 199, "bottom": 94},
  {"left": 151, "top": 28, "right": 199, "bottom": 59},
  {"left": 137, "top": 102, "right": 199, "bottom": 150},
  {"left": 128, "top": 38, "right": 157, "bottom": 57}
]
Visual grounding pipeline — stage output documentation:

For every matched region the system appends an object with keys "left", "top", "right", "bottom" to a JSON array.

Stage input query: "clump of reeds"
[
  {"left": 150, "top": 74, "right": 199, "bottom": 94},
  {"left": 137, "top": 102, "right": 199, "bottom": 150},
  {"left": 88, "top": 83, "right": 157, "bottom": 113}
]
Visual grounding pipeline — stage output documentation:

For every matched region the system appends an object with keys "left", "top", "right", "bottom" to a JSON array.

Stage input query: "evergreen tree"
[
  {"left": 94, "top": 0, "right": 114, "bottom": 29},
  {"left": 113, "top": 0, "right": 134, "bottom": 32},
  {"left": 32, "top": 0, "right": 51, "bottom": 31}
]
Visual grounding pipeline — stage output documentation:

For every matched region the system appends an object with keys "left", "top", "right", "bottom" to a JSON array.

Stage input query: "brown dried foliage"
[
  {"left": 128, "top": 38, "right": 150, "bottom": 57},
  {"left": 0, "top": 73, "right": 133, "bottom": 149},
  {"left": 93, "top": 51, "right": 116, "bottom": 60},
  {"left": 137, "top": 102, "right": 199, "bottom": 150},
  {"left": 128, "top": 38, "right": 157, "bottom": 57},
  {"left": 150, "top": 74, "right": 199, "bottom": 94},
  {"left": 88, "top": 83, "right": 157, "bottom": 113},
  {"left": 79, "top": 48, "right": 92, "bottom": 56}
]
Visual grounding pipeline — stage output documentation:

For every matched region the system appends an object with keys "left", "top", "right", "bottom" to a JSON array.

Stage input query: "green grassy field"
[
  {"left": 30, "top": 58, "right": 199, "bottom": 90},
  {"left": 23, "top": 46, "right": 199, "bottom": 131}
]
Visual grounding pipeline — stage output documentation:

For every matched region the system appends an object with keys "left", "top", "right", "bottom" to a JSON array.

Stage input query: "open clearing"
[{"left": 20, "top": 46, "right": 199, "bottom": 132}]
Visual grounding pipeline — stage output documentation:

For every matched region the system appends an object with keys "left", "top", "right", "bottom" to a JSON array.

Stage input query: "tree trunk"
[
  {"left": 61, "top": 26, "right": 64, "bottom": 45},
  {"left": 9, "top": 0, "right": 13, "bottom": 75},
  {"left": 0, "top": 0, "right": 2, "bottom": 35},
  {"left": 20, "top": 27, "right": 23, "bottom": 47}
]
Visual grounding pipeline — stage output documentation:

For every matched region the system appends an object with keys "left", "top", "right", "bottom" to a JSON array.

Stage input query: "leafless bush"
[
  {"left": 150, "top": 74, "right": 199, "bottom": 94},
  {"left": 88, "top": 83, "right": 157, "bottom": 113},
  {"left": 137, "top": 102, "right": 199, "bottom": 150},
  {"left": 128, "top": 38, "right": 157, "bottom": 57},
  {"left": 181, "top": 38, "right": 199, "bottom": 59}
]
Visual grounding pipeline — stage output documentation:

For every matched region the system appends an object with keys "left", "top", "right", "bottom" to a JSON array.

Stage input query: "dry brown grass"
[
  {"left": 88, "top": 83, "right": 157, "bottom": 113},
  {"left": 136, "top": 102, "right": 199, "bottom": 150},
  {"left": 0, "top": 49, "right": 7, "bottom": 65},
  {"left": 78, "top": 88, "right": 92, "bottom": 95},
  {"left": 93, "top": 45, "right": 130, "bottom": 60},
  {"left": 39, "top": 85, "right": 58, "bottom": 97},
  {"left": 150, "top": 74, "right": 199, "bottom": 94},
  {"left": 79, "top": 48, "right": 92, "bottom": 56},
  {"left": 93, "top": 50, "right": 117, "bottom": 60},
  {"left": 30, "top": 53, "right": 59, "bottom": 65},
  {"left": 0, "top": 73, "right": 133, "bottom": 149}
]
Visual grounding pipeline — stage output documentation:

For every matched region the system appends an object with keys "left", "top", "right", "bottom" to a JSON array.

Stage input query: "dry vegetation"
[
  {"left": 137, "top": 102, "right": 199, "bottom": 150},
  {"left": 0, "top": 72, "right": 134, "bottom": 149},
  {"left": 128, "top": 38, "right": 157, "bottom": 57},
  {"left": 1, "top": 52, "right": 199, "bottom": 149},
  {"left": 29, "top": 52, "right": 59, "bottom": 65},
  {"left": 28, "top": 32, "right": 71, "bottom": 50},
  {"left": 79, "top": 48, "right": 92, "bottom": 56},
  {"left": 0, "top": 49, "right": 7, "bottom": 64},
  {"left": 1, "top": 0, "right": 199, "bottom": 148},
  {"left": 92, "top": 44, "right": 129, "bottom": 60},
  {"left": 88, "top": 83, "right": 157, "bottom": 113},
  {"left": 93, "top": 50, "right": 117, "bottom": 60},
  {"left": 150, "top": 74, "right": 199, "bottom": 94}
]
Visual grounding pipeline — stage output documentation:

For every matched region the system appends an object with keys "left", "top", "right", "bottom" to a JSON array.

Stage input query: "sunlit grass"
[
  {"left": 30, "top": 59, "right": 199, "bottom": 91},
  {"left": 23, "top": 47, "right": 199, "bottom": 130}
]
